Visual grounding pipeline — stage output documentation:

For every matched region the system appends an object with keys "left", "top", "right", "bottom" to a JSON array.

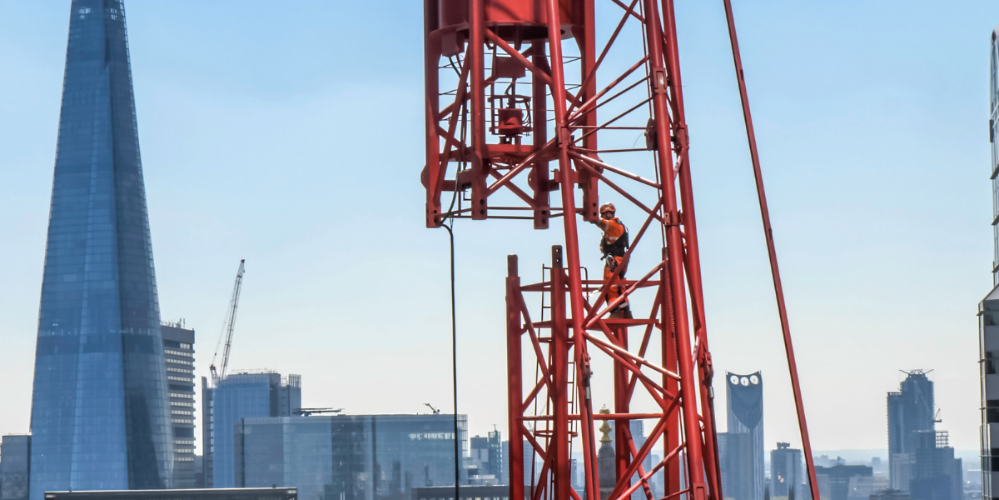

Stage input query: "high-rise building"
[
  {"left": 232, "top": 414, "right": 467, "bottom": 500},
  {"left": 813, "top": 465, "right": 872, "bottom": 500},
  {"left": 469, "top": 431, "right": 502, "bottom": 483},
  {"left": 28, "top": 2, "right": 172, "bottom": 498},
  {"left": 887, "top": 371, "right": 935, "bottom": 491},
  {"left": 161, "top": 322, "right": 196, "bottom": 488},
  {"left": 719, "top": 372, "right": 765, "bottom": 500},
  {"left": 598, "top": 415, "right": 615, "bottom": 500},
  {"left": 201, "top": 377, "right": 214, "bottom": 488},
  {"left": 908, "top": 431, "right": 961, "bottom": 500},
  {"left": 208, "top": 372, "right": 301, "bottom": 488},
  {"left": 770, "top": 443, "right": 802, "bottom": 499},
  {"left": 981, "top": 25, "right": 999, "bottom": 500},
  {"left": 1, "top": 435, "right": 31, "bottom": 500}
]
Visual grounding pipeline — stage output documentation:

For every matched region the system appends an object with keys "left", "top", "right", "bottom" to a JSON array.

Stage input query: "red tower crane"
[{"left": 421, "top": 2, "right": 820, "bottom": 500}]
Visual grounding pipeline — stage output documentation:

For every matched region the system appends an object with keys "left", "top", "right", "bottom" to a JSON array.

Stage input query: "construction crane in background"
[
  {"left": 424, "top": 403, "right": 441, "bottom": 415},
  {"left": 209, "top": 259, "right": 246, "bottom": 387}
]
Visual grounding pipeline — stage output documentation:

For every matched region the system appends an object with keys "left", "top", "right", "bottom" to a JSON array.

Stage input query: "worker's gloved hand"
[{"left": 605, "top": 256, "right": 618, "bottom": 272}]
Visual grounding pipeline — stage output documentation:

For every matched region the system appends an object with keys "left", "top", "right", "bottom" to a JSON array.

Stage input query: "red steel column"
[
  {"left": 551, "top": 247, "right": 571, "bottom": 500},
  {"left": 660, "top": 258, "right": 681, "bottom": 498},
  {"left": 720, "top": 2, "right": 820, "bottom": 499},
  {"left": 641, "top": 0, "right": 708, "bottom": 496},
  {"left": 577, "top": 0, "right": 599, "bottom": 222},
  {"left": 658, "top": 0, "right": 722, "bottom": 494},
  {"left": 531, "top": 43, "right": 551, "bottom": 230},
  {"left": 507, "top": 255, "right": 525, "bottom": 500},
  {"left": 543, "top": 2, "right": 598, "bottom": 500},
  {"left": 423, "top": 1, "right": 441, "bottom": 228},
  {"left": 470, "top": 0, "right": 487, "bottom": 219},
  {"left": 614, "top": 328, "right": 630, "bottom": 490}
]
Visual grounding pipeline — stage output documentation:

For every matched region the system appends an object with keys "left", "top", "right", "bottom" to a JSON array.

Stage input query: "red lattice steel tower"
[{"left": 421, "top": 2, "right": 819, "bottom": 500}]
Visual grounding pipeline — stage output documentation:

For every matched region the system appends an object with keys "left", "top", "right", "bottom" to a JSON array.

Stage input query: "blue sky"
[{"left": 0, "top": 1, "right": 996, "bottom": 454}]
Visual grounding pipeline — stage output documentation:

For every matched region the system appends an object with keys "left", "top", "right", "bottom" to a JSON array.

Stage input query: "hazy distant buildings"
[
  {"left": 161, "top": 322, "right": 196, "bottom": 488},
  {"left": 469, "top": 431, "right": 503, "bottom": 484},
  {"left": 887, "top": 371, "right": 935, "bottom": 491},
  {"left": 28, "top": 1, "right": 172, "bottom": 498},
  {"left": 232, "top": 414, "right": 466, "bottom": 500},
  {"left": 870, "top": 489, "right": 911, "bottom": 500},
  {"left": 41, "top": 488, "right": 297, "bottom": 500},
  {"left": 908, "top": 431, "right": 961, "bottom": 500},
  {"left": 414, "top": 485, "right": 507, "bottom": 500},
  {"left": 814, "top": 465, "right": 872, "bottom": 500},
  {"left": 770, "top": 443, "right": 802, "bottom": 499},
  {"left": 719, "top": 372, "right": 765, "bottom": 500},
  {"left": 598, "top": 416, "right": 615, "bottom": 500},
  {"left": 1, "top": 435, "right": 30, "bottom": 500},
  {"left": 885, "top": 371, "right": 961, "bottom": 500}
]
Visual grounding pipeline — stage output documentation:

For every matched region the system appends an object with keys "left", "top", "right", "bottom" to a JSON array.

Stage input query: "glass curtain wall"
[{"left": 29, "top": 1, "right": 172, "bottom": 498}]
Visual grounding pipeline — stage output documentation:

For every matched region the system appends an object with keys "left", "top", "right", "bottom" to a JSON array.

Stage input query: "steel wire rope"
[{"left": 439, "top": 70, "right": 466, "bottom": 500}]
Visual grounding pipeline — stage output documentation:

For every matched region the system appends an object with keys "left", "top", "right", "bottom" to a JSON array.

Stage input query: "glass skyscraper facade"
[
  {"left": 233, "top": 414, "right": 467, "bottom": 500},
  {"left": 719, "top": 372, "right": 764, "bottom": 500},
  {"left": 209, "top": 372, "right": 302, "bottom": 489},
  {"left": 982, "top": 26, "right": 999, "bottom": 500},
  {"left": 28, "top": 1, "right": 173, "bottom": 498},
  {"left": 887, "top": 371, "right": 934, "bottom": 491}
]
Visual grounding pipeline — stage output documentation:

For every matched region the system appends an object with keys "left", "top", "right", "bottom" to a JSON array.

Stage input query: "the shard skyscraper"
[{"left": 29, "top": 1, "right": 173, "bottom": 498}]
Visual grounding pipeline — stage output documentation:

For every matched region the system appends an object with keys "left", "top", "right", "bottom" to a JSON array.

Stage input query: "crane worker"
[{"left": 592, "top": 202, "right": 632, "bottom": 319}]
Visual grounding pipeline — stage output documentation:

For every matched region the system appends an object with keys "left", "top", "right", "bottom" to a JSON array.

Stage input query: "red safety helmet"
[{"left": 599, "top": 202, "right": 616, "bottom": 215}]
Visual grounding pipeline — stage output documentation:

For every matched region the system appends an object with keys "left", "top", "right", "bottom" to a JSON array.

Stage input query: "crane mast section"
[
  {"left": 422, "top": 2, "right": 821, "bottom": 500},
  {"left": 423, "top": 1, "right": 720, "bottom": 500}
]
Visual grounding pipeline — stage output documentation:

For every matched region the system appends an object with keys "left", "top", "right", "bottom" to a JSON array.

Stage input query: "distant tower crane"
[{"left": 209, "top": 259, "right": 246, "bottom": 387}]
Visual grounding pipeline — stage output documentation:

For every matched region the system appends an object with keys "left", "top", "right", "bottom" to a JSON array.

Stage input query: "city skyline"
[{"left": 0, "top": 0, "right": 995, "bottom": 458}]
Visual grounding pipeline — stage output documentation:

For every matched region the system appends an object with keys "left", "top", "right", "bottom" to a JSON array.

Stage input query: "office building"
[
  {"left": 414, "top": 485, "right": 510, "bottom": 500},
  {"left": 908, "top": 431, "right": 961, "bottom": 500},
  {"left": 870, "top": 489, "right": 911, "bottom": 500},
  {"left": 28, "top": 1, "right": 172, "bottom": 498},
  {"left": 232, "top": 414, "right": 467, "bottom": 500},
  {"left": 208, "top": 372, "right": 301, "bottom": 488},
  {"left": 161, "top": 322, "right": 196, "bottom": 488},
  {"left": 719, "top": 372, "right": 765, "bottom": 500},
  {"left": 469, "top": 431, "right": 503, "bottom": 484},
  {"left": 887, "top": 371, "right": 936, "bottom": 491},
  {"left": 770, "top": 443, "right": 802, "bottom": 499},
  {"left": 202, "top": 378, "right": 214, "bottom": 488},
  {"left": 2, "top": 436, "right": 31, "bottom": 500},
  {"left": 982, "top": 26, "right": 999, "bottom": 500},
  {"left": 42, "top": 489, "right": 296, "bottom": 500},
  {"left": 814, "top": 465, "right": 873, "bottom": 500}
]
